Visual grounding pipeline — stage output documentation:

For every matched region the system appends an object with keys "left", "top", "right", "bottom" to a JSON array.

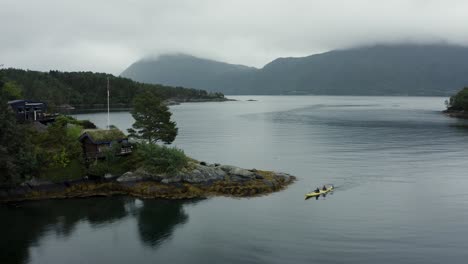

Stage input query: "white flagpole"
[{"left": 107, "top": 77, "right": 110, "bottom": 130}]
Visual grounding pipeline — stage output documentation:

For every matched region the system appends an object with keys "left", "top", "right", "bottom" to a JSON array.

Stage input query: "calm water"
[{"left": 2, "top": 96, "right": 468, "bottom": 264}]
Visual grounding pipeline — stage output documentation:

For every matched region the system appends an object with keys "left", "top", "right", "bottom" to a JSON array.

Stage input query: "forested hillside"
[
  {"left": 121, "top": 44, "right": 468, "bottom": 96},
  {"left": 0, "top": 69, "right": 225, "bottom": 109}
]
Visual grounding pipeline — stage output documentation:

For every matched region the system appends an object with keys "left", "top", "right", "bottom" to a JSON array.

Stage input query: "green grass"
[
  {"left": 39, "top": 159, "right": 86, "bottom": 182},
  {"left": 82, "top": 129, "right": 126, "bottom": 142}
]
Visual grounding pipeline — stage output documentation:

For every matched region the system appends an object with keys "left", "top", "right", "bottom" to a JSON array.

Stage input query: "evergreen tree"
[
  {"left": 128, "top": 92, "right": 178, "bottom": 144},
  {"left": 0, "top": 78, "right": 36, "bottom": 185}
]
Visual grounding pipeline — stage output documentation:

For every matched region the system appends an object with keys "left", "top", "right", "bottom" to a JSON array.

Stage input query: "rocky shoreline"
[
  {"left": 443, "top": 109, "right": 468, "bottom": 119},
  {"left": 0, "top": 162, "right": 296, "bottom": 203}
]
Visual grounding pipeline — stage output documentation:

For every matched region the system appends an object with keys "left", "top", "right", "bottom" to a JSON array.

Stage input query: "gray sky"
[{"left": 1, "top": 0, "right": 468, "bottom": 75}]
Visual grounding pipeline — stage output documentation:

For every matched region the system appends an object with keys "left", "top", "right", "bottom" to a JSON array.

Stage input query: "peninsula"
[
  {"left": 0, "top": 75, "right": 295, "bottom": 203},
  {"left": 0, "top": 68, "right": 229, "bottom": 111}
]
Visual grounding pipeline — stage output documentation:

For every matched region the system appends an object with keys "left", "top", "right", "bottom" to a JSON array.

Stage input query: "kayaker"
[
  {"left": 314, "top": 188, "right": 320, "bottom": 193},
  {"left": 322, "top": 185, "right": 327, "bottom": 191}
]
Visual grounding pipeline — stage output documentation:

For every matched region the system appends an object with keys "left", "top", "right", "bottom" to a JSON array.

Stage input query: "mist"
[{"left": 1, "top": 0, "right": 467, "bottom": 74}]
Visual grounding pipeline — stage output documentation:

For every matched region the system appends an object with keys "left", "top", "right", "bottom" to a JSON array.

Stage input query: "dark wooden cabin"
[
  {"left": 8, "top": 99, "right": 48, "bottom": 122},
  {"left": 79, "top": 129, "right": 132, "bottom": 160}
]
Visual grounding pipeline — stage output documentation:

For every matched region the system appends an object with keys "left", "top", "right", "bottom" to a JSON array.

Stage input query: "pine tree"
[{"left": 128, "top": 92, "right": 178, "bottom": 144}]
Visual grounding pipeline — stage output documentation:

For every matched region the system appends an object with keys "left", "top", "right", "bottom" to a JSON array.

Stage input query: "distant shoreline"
[{"left": 60, "top": 97, "right": 237, "bottom": 114}]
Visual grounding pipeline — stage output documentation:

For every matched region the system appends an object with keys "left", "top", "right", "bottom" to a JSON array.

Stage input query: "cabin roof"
[
  {"left": 8, "top": 99, "right": 47, "bottom": 107},
  {"left": 7, "top": 99, "right": 25, "bottom": 104},
  {"left": 79, "top": 129, "right": 127, "bottom": 144}
]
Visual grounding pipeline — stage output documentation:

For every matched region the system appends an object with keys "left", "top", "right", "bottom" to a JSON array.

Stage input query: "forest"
[
  {"left": 0, "top": 69, "right": 212, "bottom": 187},
  {"left": 0, "top": 68, "right": 225, "bottom": 109}
]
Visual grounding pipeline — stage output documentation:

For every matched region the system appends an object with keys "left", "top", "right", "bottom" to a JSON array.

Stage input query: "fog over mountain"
[
  {"left": 2, "top": 1, "right": 468, "bottom": 74},
  {"left": 121, "top": 54, "right": 256, "bottom": 91},
  {"left": 121, "top": 44, "right": 468, "bottom": 96}
]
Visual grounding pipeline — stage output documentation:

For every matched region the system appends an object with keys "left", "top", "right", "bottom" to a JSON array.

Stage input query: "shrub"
[
  {"left": 67, "top": 124, "right": 83, "bottom": 139},
  {"left": 136, "top": 143, "right": 188, "bottom": 174},
  {"left": 39, "top": 159, "right": 86, "bottom": 182},
  {"left": 87, "top": 160, "right": 111, "bottom": 177}
]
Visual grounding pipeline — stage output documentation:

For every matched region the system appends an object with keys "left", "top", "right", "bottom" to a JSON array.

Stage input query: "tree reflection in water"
[
  {"left": 0, "top": 197, "right": 201, "bottom": 264},
  {"left": 137, "top": 199, "right": 200, "bottom": 247}
]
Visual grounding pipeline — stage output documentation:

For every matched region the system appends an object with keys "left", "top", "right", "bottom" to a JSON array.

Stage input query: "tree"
[
  {"left": 128, "top": 92, "right": 178, "bottom": 144},
  {"left": 33, "top": 115, "right": 83, "bottom": 169},
  {"left": 447, "top": 87, "right": 468, "bottom": 111},
  {"left": 0, "top": 79, "right": 37, "bottom": 186},
  {"left": 0, "top": 68, "right": 225, "bottom": 109},
  {"left": 2, "top": 81, "right": 23, "bottom": 100}
]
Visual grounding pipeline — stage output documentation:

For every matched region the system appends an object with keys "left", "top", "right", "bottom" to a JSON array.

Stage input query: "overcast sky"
[{"left": 1, "top": 0, "right": 468, "bottom": 75}]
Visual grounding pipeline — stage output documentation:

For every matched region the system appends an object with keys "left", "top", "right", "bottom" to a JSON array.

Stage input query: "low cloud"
[{"left": 1, "top": 0, "right": 467, "bottom": 74}]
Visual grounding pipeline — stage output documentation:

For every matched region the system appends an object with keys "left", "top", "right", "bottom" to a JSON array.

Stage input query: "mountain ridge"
[{"left": 121, "top": 44, "right": 468, "bottom": 96}]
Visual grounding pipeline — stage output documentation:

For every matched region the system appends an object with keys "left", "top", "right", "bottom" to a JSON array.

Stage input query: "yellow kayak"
[{"left": 305, "top": 185, "right": 334, "bottom": 198}]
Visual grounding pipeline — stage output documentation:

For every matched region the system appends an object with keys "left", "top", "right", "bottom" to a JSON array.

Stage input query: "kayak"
[{"left": 305, "top": 185, "right": 334, "bottom": 198}]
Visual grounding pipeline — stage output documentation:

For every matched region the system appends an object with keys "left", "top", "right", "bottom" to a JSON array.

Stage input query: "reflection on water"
[
  {"left": 137, "top": 199, "right": 199, "bottom": 248},
  {"left": 0, "top": 198, "right": 200, "bottom": 264},
  {"left": 4, "top": 96, "right": 468, "bottom": 264}
]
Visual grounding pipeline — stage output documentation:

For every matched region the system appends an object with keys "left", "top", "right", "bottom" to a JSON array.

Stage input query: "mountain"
[
  {"left": 121, "top": 54, "right": 257, "bottom": 92},
  {"left": 121, "top": 45, "right": 468, "bottom": 96}
]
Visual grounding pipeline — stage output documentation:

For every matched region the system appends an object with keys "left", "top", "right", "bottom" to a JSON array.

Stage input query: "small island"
[
  {"left": 444, "top": 87, "right": 468, "bottom": 119},
  {"left": 0, "top": 74, "right": 295, "bottom": 203}
]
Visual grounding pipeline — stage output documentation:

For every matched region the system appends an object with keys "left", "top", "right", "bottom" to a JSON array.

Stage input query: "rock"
[
  {"left": 230, "top": 175, "right": 248, "bottom": 182},
  {"left": 104, "top": 173, "right": 114, "bottom": 179},
  {"left": 161, "top": 175, "right": 182, "bottom": 184},
  {"left": 134, "top": 168, "right": 164, "bottom": 182},
  {"left": 233, "top": 168, "right": 254, "bottom": 178},
  {"left": 220, "top": 165, "right": 255, "bottom": 179},
  {"left": 127, "top": 163, "right": 293, "bottom": 190},
  {"left": 254, "top": 174, "right": 264, "bottom": 179},
  {"left": 117, "top": 172, "right": 144, "bottom": 182},
  {"left": 273, "top": 172, "right": 294, "bottom": 182},
  {"left": 219, "top": 165, "right": 236, "bottom": 173},
  {"left": 180, "top": 164, "right": 226, "bottom": 183},
  {"left": 21, "top": 178, "right": 53, "bottom": 187}
]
